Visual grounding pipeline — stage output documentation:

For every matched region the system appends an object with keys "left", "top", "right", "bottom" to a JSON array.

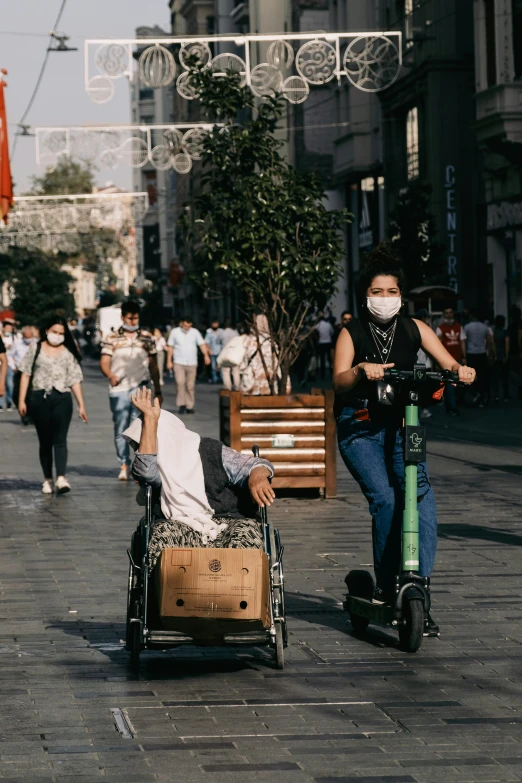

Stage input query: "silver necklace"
[{"left": 369, "top": 319, "right": 397, "bottom": 362}]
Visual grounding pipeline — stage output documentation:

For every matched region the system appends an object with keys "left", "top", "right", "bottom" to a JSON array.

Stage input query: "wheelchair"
[{"left": 125, "top": 447, "right": 288, "bottom": 670}]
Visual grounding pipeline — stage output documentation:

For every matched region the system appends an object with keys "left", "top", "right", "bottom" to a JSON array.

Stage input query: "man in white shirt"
[
  {"left": 100, "top": 301, "right": 162, "bottom": 480},
  {"left": 166, "top": 316, "right": 210, "bottom": 414}
]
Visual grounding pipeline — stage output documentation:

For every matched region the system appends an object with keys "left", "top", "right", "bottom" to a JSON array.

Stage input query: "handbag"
[{"left": 217, "top": 335, "right": 247, "bottom": 368}]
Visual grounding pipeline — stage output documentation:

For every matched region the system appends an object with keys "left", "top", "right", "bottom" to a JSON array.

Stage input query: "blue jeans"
[
  {"left": 337, "top": 407, "right": 438, "bottom": 591},
  {"left": 210, "top": 355, "right": 221, "bottom": 384},
  {"left": 0, "top": 366, "right": 14, "bottom": 408},
  {"left": 109, "top": 387, "right": 141, "bottom": 466}
]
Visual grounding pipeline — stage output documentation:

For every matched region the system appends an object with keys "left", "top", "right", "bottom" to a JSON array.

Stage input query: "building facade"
[
  {"left": 474, "top": 0, "right": 522, "bottom": 317},
  {"left": 377, "top": 0, "right": 484, "bottom": 312}
]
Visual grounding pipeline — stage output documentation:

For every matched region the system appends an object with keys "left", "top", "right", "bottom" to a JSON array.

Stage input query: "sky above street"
[{"left": 2, "top": 0, "right": 171, "bottom": 194}]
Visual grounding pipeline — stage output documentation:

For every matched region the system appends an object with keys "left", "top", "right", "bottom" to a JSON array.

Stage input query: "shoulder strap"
[
  {"left": 30, "top": 341, "right": 42, "bottom": 374},
  {"left": 400, "top": 316, "right": 422, "bottom": 352}
]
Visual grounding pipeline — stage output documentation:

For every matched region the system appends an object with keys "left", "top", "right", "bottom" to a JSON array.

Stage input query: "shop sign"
[
  {"left": 445, "top": 165, "right": 458, "bottom": 292},
  {"left": 487, "top": 200, "right": 522, "bottom": 231}
]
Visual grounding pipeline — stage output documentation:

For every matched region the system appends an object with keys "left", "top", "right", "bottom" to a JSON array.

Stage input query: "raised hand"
[{"left": 131, "top": 386, "right": 161, "bottom": 419}]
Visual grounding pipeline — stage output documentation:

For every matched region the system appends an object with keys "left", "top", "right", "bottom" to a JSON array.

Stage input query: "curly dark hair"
[
  {"left": 357, "top": 242, "right": 406, "bottom": 302},
  {"left": 40, "top": 314, "right": 82, "bottom": 364}
]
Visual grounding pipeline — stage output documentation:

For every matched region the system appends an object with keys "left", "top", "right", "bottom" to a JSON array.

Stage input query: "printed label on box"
[{"left": 271, "top": 434, "right": 295, "bottom": 448}]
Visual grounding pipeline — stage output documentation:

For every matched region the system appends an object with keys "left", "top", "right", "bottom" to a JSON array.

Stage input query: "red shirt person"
[{"left": 436, "top": 308, "right": 467, "bottom": 364}]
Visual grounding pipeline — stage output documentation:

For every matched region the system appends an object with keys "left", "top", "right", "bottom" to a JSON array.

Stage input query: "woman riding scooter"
[{"left": 333, "top": 244, "right": 475, "bottom": 636}]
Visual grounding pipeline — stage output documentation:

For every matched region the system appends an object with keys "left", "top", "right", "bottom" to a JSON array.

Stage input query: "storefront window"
[
  {"left": 513, "top": 0, "right": 522, "bottom": 79},
  {"left": 406, "top": 107, "right": 419, "bottom": 180}
]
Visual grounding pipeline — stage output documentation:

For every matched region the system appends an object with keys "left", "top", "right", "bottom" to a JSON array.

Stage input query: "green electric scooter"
[{"left": 344, "top": 365, "right": 460, "bottom": 653}]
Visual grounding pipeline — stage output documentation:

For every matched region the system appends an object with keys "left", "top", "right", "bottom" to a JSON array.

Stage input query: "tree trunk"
[{"left": 279, "top": 359, "right": 290, "bottom": 395}]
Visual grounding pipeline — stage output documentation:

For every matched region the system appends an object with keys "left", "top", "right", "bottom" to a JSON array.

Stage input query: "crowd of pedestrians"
[{"left": 1, "top": 298, "right": 521, "bottom": 496}]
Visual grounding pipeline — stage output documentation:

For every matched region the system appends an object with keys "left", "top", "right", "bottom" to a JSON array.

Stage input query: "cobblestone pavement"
[{"left": 1, "top": 363, "right": 522, "bottom": 783}]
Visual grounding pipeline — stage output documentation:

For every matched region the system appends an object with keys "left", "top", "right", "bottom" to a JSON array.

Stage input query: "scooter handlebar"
[{"left": 383, "top": 368, "right": 460, "bottom": 384}]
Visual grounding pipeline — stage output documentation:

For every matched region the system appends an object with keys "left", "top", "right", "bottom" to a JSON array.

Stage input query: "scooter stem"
[{"left": 402, "top": 403, "right": 420, "bottom": 573}]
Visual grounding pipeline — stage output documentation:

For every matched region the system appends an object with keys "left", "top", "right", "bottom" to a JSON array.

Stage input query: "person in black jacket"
[{"left": 334, "top": 244, "right": 475, "bottom": 634}]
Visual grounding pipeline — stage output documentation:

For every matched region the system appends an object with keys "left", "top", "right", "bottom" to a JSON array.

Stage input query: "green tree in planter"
[
  {"left": 389, "top": 181, "right": 445, "bottom": 288},
  {"left": 180, "top": 66, "right": 350, "bottom": 394}
]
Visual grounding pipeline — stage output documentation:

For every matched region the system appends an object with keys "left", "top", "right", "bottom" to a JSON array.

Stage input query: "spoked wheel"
[
  {"left": 398, "top": 597, "right": 424, "bottom": 653},
  {"left": 274, "top": 623, "right": 284, "bottom": 669},
  {"left": 345, "top": 570, "right": 374, "bottom": 634}
]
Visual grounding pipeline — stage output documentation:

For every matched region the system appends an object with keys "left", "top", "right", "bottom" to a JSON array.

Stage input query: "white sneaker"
[
  {"left": 42, "top": 480, "right": 53, "bottom": 495},
  {"left": 55, "top": 476, "right": 71, "bottom": 494},
  {"left": 118, "top": 465, "right": 128, "bottom": 481}
]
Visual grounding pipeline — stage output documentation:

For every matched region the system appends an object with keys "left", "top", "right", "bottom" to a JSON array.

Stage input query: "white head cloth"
[{"left": 123, "top": 410, "right": 227, "bottom": 541}]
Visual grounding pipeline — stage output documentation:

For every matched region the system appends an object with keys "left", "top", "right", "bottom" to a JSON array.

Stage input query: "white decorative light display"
[
  {"left": 0, "top": 192, "right": 149, "bottom": 253},
  {"left": 84, "top": 32, "right": 402, "bottom": 105},
  {"left": 35, "top": 124, "right": 221, "bottom": 173}
]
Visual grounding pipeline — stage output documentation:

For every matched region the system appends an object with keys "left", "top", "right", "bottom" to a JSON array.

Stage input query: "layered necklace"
[{"left": 368, "top": 318, "right": 398, "bottom": 363}]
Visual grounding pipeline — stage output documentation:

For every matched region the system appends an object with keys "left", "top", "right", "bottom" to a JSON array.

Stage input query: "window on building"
[
  {"left": 404, "top": 0, "right": 414, "bottom": 48},
  {"left": 139, "top": 87, "right": 154, "bottom": 101},
  {"left": 513, "top": 0, "right": 522, "bottom": 79},
  {"left": 406, "top": 106, "right": 419, "bottom": 180},
  {"left": 140, "top": 115, "right": 154, "bottom": 125},
  {"left": 485, "top": 0, "right": 497, "bottom": 86}
]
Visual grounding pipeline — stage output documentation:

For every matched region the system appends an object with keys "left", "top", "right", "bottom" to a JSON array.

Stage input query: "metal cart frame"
[{"left": 126, "top": 448, "right": 287, "bottom": 669}]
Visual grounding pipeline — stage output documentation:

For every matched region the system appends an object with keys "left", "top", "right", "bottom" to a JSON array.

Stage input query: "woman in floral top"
[{"left": 19, "top": 315, "right": 88, "bottom": 495}]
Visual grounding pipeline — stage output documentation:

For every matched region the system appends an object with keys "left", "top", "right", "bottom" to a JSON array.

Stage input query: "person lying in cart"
[{"left": 123, "top": 387, "right": 275, "bottom": 570}]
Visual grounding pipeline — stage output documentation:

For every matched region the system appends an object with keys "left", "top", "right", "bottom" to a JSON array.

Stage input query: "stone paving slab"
[{"left": 0, "top": 365, "right": 522, "bottom": 781}]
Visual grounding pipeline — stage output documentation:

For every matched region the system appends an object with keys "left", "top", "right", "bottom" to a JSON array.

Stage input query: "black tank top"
[{"left": 339, "top": 315, "right": 422, "bottom": 416}]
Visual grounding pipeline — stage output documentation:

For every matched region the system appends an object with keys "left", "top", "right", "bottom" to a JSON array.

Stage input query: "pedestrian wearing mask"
[
  {"left": 334, "top": 244, "right": 475, "bottom": 634},
  {"left": 0, "top": 319, "right": 16, "bottom": 411},
  {"left": 11, "top": 326, "right": 37, "bottom": 423},
  {"left": 100, "top": 301, "right": 162, "bottom": 481},
  {"left": 18, "top": 316, "right": 88, "bottom": 495}
]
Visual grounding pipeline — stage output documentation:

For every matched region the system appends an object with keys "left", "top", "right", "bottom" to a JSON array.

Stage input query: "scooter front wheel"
[{"left": 398, "top": 597, "right": 424, "bottom": 653}]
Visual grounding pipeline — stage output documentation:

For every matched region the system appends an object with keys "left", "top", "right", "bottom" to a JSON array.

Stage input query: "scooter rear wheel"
[{"left": 398, "top": 597, "right": 424, "bottom": 653}]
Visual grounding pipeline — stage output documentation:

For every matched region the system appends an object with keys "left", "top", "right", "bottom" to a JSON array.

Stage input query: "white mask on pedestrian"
[
  {"left": 123, "top": 324, "right": 139, "bottom": 332},
  {"left": 366, "top": 297, "right": 402, "bottom": 324},
  {"left": 47, "top": 332, "right": 65, "bottom": 346}
]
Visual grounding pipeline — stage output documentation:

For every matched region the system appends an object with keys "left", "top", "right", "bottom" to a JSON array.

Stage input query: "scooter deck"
[{"left": 344, "top": 596, "right": 395, "bottom": 626}]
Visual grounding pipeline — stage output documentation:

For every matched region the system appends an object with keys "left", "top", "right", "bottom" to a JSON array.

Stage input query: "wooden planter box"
[{"left": 219, "top": 390, "right": 336, "bottom": 498}]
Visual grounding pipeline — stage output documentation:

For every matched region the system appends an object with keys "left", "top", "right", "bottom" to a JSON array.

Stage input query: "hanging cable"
[{"left": 11, "top": 0, "right": 69, "bottom": 160}]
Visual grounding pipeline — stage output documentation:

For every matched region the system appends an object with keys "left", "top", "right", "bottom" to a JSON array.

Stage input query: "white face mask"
[
  {"left": 47, "top": 332, "right": 65, "bottom": 346},
  {"left": 123, "top": 324, "right": 139, "bottom": 332},
  {"left": 367, "top": 296, "right": 402, "bottom": 324}
]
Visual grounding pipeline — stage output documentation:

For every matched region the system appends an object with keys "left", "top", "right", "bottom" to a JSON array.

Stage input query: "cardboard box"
[{"left": 154, "top": 548, "right": 270, "bottom": 635}]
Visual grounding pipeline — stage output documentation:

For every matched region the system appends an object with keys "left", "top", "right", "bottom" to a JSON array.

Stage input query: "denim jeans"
[
  {"left": 337, "top": 406, "right": 438, "bottom": 591},
  {"left": 210, "top": 355, "right": 221, "bottom": 384},
  {"left": 0, "top": 366, "right": 14, "bottom": 408},
  {"left": 109, "top": 387, "right": 142, "bottom": 466}
]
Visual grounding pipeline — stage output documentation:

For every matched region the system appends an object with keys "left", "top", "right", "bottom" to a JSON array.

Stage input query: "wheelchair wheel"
[
  {"left": 274, "top": 623, "right": 284, "bottom": 670},
  {"left": 269, "top": 525, "right": 285, "bottom": 628}
]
